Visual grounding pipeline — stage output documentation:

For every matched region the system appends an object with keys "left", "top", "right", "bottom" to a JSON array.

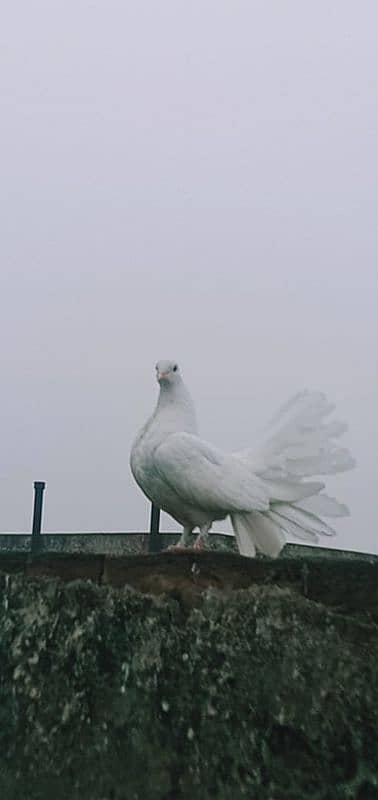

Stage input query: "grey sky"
[{"left": 1, "top": 2, "right": 377, "bottom": 552}]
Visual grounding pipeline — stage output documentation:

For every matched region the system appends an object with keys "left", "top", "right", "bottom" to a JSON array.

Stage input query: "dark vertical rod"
[
  {"left": 31, "top": 481, "right": 45, "bottom": 553},
  {"left": 149, "top": 503, "right": 162, "bottom": 553}
]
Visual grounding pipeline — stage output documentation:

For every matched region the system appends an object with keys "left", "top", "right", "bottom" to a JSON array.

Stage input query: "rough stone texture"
[{"left": 0, "top": 553, "right": 377, "bottom": 800}]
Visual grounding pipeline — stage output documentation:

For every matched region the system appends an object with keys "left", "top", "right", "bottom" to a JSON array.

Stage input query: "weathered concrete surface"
[
  {"left": 0, "top": 553, "right": 378, "bottom": 799},
  {"left": 1, "top": 529, "right": 376, "bottom": 562},
  {"left": 1, "top": 550, "right": 378, "bottom": 618}
]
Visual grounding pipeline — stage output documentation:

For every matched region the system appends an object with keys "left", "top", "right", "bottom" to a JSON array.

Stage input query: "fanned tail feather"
[
  {"left": 295, "top": 493, "right": 350, "bottom": 518},
  {"left": 268, "top": 510, "right": 319, "bottom": 544},
  {"left": 231, "top": 511, "right": 285, "bottom": 558},
  {"left": 233, "top": 390, "right": 354, "bottom": 557},
  {"left": 272, "top": 503, "right": 336, "bottom": 537},
  {"left": 269, "top": 503, "right": 336, "bottom": 542},
  {"left": 258, "top": 390, "right": 356, "bottom": 479},
  {"left": 262, "top": 479, "right": 325, "bottom": 503}
]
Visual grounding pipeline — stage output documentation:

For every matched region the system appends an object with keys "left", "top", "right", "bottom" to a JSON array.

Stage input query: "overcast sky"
[{"left": 1, "top": 2, "right": 377, "bottom": 553}]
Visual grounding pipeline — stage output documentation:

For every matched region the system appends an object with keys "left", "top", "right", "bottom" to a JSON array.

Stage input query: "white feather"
[
  {"left": 271, "top": 503, "right": 336, "bottom": 537},
  {"left": 131, "top": 367, "right": 354, "bottom": 559},
  {"left": 231, "top": 511, "right": 285, "bottom": 558},
  {"left": 263, "top": 478, "right": 325, "bottom": 503},
  {"left": 234, "top": 389, "right": 354, "bottom": 550},
  {"left": 268, "top": 510, "right": 319, "bottom": 543},
  {"left": 230, "top": 514, "right": 256, "bottom": 557},
  {"left": 296, "top": 494, "right": 350, "bottom": 518}
]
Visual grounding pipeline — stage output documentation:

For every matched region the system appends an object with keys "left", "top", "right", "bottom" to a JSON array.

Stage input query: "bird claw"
[{"left": 193, "top": 537, "right": 207, "bottom": 551}]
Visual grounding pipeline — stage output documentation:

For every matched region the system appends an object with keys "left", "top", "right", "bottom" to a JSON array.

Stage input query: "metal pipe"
[
  {"left": 31, "top": 481, "right": 45, "bottom": 553},
  {"left": 149, "top": 503, "right": 162, "bottom": 553}
]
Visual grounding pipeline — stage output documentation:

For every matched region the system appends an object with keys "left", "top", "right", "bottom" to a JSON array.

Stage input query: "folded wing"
[{"left": 153, "top": 432, "right": 269, "bottom": 513}]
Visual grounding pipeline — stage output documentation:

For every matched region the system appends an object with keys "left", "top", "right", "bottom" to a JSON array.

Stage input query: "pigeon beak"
[{"left": 157, "top": 372, "right": 169, "bottom": 382}]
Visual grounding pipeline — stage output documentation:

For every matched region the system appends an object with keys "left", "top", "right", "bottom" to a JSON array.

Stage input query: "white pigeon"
[{"left": 130, "top": 360, "right": 355, "bottom": 557}]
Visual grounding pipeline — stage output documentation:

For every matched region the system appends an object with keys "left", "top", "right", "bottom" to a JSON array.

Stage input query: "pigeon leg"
[
  {"left": 167, "top": 526, "right": 193, "bottom": 551},
  {"left": 193, "top": 523, "right": 211, "bottom": 550}
]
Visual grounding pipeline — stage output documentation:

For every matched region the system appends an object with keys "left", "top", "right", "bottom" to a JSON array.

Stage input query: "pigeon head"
[{"left": 155, "top": 360, "right": 180, "bottom": 384}]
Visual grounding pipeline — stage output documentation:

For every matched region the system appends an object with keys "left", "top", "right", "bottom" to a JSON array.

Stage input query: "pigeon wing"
[{"left": 153, "top": 432, "right": 269, "bottom": 513}]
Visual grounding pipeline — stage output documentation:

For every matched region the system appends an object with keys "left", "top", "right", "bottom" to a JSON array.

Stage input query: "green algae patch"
[{"left": 0, "top": 564, "right": 377, "bottom": 800}]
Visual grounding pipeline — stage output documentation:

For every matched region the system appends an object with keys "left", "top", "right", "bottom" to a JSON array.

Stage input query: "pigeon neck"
[{"left": 156, "top": 379, "right": 198, "bottom": 434}]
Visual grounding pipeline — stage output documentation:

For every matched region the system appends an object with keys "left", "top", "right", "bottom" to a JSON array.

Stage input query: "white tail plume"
[{"left": 232, "top": 390, "right": 355, "bottom": 557}]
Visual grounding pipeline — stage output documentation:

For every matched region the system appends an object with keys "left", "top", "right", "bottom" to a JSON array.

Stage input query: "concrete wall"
[{"left": 0, "top": 551, "right": 377, "bottom": 799}]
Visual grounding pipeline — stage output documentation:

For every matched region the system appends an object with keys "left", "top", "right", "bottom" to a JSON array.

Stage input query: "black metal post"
[
  {"left": 149, "top": 503, "right": 162, "bottom": 553},
  {"left": 31, "top": 481, "right": 45, "bottom": 553}
]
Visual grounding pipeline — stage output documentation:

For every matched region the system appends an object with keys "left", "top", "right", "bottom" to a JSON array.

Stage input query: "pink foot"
[{"left": 193, "top": 537, "right": 207, "bottom": 550}]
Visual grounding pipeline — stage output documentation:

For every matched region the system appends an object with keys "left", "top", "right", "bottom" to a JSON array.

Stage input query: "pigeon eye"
[{"left": 173, "top": 365, "right": 178, "bottom": 372}]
